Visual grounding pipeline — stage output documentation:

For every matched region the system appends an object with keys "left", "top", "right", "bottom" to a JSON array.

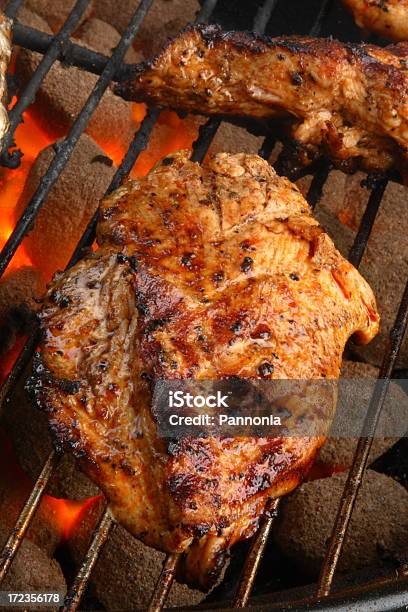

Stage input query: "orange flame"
[
  {"left": 0, "top": 98, "right": 52, "bottom": 274},
  {"left": 0, "top": 100, "right": 197, "bottom": 279},
  {"left": 44, "top": 495, "right": 103, "bottom": 541},
  {"left": 132, "top": 107, "right": 198, "bottom": 177},
  {"left": 0, "top": 427, "right": 102, "bottom": 542}
]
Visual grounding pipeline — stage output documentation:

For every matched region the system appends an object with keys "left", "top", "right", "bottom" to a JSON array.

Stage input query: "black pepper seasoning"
[
  {"left": 241, "top": 256, "right": 253, "bottom": 273},
  {"left": 258, "top": 362, "right": 274, "bottom": 378},
  {"left": 291, "top": 71, "right": 303, "bottom": 86}
]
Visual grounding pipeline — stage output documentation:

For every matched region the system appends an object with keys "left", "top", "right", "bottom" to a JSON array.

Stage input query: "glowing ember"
[
  {"left": 0, "top": 99, "right": 52, "bottom": 273},
  {"left": 45, "top": 495, "right": 103, "bottom": 541},
  {"left": 0, "top": 427, "right": 102, "bottom": 543},
  {"left": 0, "top": 100, "right": 197, "bottom": 280},
  {"left": 132, "top": 108, "right": 198, "bottom": 177}
]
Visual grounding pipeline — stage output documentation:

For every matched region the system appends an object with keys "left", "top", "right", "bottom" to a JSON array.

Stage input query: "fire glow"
[
  {"left": 0, "top": 99, "right": 51, "bottom": 272},
  {"left": 0, "top": 428, "right": 102, "bottom": 543},
  {"left": 45, "top": 495, "right": 103, "bottom": 541},
  {"left": 0, "top": 101, "right": 197, "bottom": 276}
]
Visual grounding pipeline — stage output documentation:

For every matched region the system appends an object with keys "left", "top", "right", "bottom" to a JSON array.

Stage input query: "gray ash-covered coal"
[
  {"left": 0, "top": 522, "right": 66, "bottom": 607},
  {"left": 2, "top": 363, "right": 99, "bottom": 500},
  {"left": 73, "top": 18, "right": 139, "bottom": 63},
  {"left": 209, "top": 122, "right": 263, "bottom": 155},
  {"left": 15, "top": 134, "right": 116, "bottom": 283},
  {"left": 273, "top": 470, "right": 408, "bottom": 578},
  {"left": 15, "top": 48, "right": 134, "bottom": 153},
  {"left": 67, "top": 499, "right": 204, "bottom": 610},
  {"left": 17, "top": 0, "right": 92, "bottom": 33},
  {"left": 94, "top": 0, "right": 199, "bottom": 51},
  {"left": 0, "top": 267, "right": 41, "bottom": 354},
  {"left": 317, "top": 360, "right": 408, "bottom": 471},
  {"left": 0, "top": 429, "right": 62, "bottom": 555}
]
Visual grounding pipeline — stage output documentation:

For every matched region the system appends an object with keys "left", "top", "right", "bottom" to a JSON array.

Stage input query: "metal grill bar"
[
  {"left": 148, "top": 553, "right": 180, "bottom": 612},
  {"left": 191, "top": 117, "right": 221, "bottom": 163},
  {"left": 258, "top": 135, "right": 276, "bottom": 161},
  {"left": 317, "top": 278, "right": 408, "bottom": 597},
  {"left": 0, "top": 0, "right": 154, "bottom": 278},
  {"left": 0, "top": 331, "right": 38, "bottom": 413},
  {"left": 307, "top": 160, "right": 332, "bottom": 210},
  {"left": 309, "top": 0, "right": 333, "bottom": 36},
  {"left": 234, "top": 498, "right": 280, "bottom": 608},
  {"left": 348, "top": 178, "right": 388, "bottom": 267},
  {"left": 68, "top": 106, "right": 161, "bottom": 266},
  {"left": 62, "top": 509, "right": 114, "bottom": 612},
  {"left": 11, "top": 23, "right": 135, "bottom": 82},
  {"left": 196, "top": 0, "right": 220, "bottom": 23},
  {"left": 253, "top": 0, "right": 279, "bottom": 34},
  {"left": 3, "top": 0, "right": 23, "bottom": 19},
  {"left": 1, "top": 0, "right": 91, "bottom": 168},
  {"left": 0, "top": 450, "right": 59, "bottom": 583}
]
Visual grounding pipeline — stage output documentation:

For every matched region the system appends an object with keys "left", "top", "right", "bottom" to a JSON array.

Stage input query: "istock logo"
[{"left": 169, "top": 390, "right": 230, "bottom": 409}]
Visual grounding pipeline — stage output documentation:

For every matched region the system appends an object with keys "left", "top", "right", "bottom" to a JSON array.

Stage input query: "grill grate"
[
  {"left": 0, "top": 0, "right": 154, "bottom": 274},
  {"left": 2, "top": 0, "right": 91, "bottom": 168},
  {"left": 0, "top": 0, "right": 407, "bottom": 610}
]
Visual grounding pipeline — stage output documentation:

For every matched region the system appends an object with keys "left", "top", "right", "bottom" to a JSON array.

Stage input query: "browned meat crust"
[
  {"left": 343, "top": 0, "right": 408, "bottom": 42},
  {"left": 117, "top": 24, "right": 408, "bottom": 181},
  {"left": 0, "top": 11, "right": 11, "bottom": 142},
  {"left": 32, "top": 151, "right": 379, "bottom": 590}
]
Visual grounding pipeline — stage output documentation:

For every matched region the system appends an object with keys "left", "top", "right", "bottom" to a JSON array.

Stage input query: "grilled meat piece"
[
  {"left": 343, "top": 0, "right": 408, "bottom": 42},
  {"left": 117, "top": 24, "right": 408, "bottom": 181},
  {"left": 34, "top": 151, "right": 379, "bottom": 590},
  {"left": 0, "top": 11, "right": 11, "bottom": 143}
]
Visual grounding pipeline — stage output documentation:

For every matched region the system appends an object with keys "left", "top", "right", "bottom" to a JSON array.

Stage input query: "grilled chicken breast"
[
  {"left": 117, "top": 24, "right": 408, "bottom": 181},
  {"left": 343, "top": 0, "right": 408, "bottom": 42},
  {"left": 0, "top": 11, "right": 11, "bottom": 143},
  {"left": 33, "top": 152, "right": 379, "bottom": 590}
]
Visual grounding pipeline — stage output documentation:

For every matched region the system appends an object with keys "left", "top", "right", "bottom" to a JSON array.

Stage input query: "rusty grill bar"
[{"left": 0, "top": 0, "right": 407, "bottom": 610}]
